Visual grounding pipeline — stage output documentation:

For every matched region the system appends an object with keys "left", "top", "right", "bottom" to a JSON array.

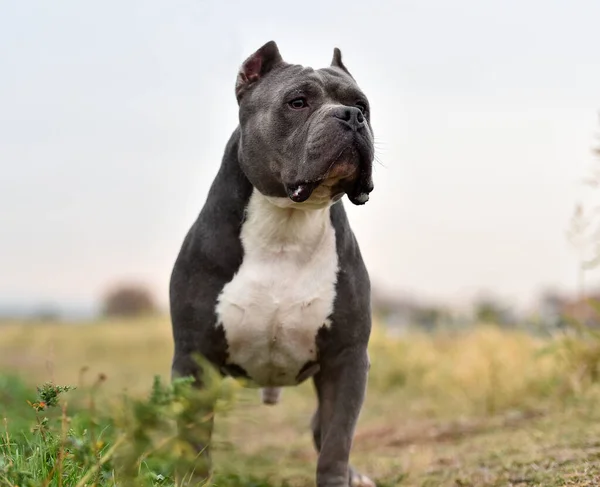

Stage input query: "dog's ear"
[
  {"left": 330, "top": 47, "right": 354, "bottom": 79},
  {"left": 236, "top": 41, "right": 284, "bottom": 103}
]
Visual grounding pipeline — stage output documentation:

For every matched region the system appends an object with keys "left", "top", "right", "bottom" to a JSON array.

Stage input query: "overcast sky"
[{"left": 2, "top": 0, "right": 600, "bottom": 311}]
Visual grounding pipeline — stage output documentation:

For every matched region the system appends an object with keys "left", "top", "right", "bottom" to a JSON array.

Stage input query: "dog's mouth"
[{"left": 284, "top": 147, "right": 373, "bottom": 206}]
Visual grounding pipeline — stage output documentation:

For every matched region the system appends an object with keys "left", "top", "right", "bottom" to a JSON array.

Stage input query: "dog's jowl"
[{"left": 170, "top": 40, "right": 376, "bottom": 487}]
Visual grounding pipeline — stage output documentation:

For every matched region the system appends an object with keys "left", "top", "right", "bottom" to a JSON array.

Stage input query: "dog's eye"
[
  {"left": 355, "top": 102, "right": 367, "bottom": 114},
  {"left": 289, "top": 98, "right": 308, "bottom": 110}
]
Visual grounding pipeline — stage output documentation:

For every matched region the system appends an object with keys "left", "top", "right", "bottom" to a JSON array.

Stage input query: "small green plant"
[
  {"left": 0, "top": 359, "right": 234, "bottom": 487},
  {"left": 28, "top": 382, "right": 75, "bottom": 412}
]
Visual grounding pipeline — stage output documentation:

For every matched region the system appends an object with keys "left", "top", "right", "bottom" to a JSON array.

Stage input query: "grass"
[{"left": 1, "top": 316, "right": 600, "bottom": 486}]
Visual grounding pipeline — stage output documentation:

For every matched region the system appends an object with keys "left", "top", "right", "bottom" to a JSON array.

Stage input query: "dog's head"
[{"left": 235, "top": 41, "right": 374, "bottom": 209}]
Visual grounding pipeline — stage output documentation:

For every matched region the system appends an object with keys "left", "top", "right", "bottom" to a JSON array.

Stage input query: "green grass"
[{"left": 1, "top": 318, "right": 600, "bottom": 486}]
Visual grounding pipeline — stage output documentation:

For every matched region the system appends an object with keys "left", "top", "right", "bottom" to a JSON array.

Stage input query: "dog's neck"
[{"left": 242, "top": 189, "right": 333, "bottom": 259}]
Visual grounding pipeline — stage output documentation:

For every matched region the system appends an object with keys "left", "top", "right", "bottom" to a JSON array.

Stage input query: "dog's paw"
[
  {"left": 350, "top": 469, "right": 375, "bottom": 487},
  {"left": 261, "top": 387, "right": 281, "bottom": 405}
]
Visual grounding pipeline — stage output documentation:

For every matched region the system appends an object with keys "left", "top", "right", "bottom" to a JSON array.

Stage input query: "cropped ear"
[
  {"left": 235, "top": 41, "right": 284, "bottom": 103},
  {"left": 331, "top": 47, "right": 353, "bottom": 78}
]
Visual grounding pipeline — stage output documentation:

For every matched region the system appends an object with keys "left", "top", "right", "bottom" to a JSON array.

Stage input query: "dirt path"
[{"left": 213, "top": 398, "right": 600, "bottom": 487}]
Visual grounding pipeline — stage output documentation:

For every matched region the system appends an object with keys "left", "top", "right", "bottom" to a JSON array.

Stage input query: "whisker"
[{"left": 373, "top": 154, "right": 387, "bottom": 168}]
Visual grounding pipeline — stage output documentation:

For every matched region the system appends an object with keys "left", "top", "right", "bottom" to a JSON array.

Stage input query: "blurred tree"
[
  {"left": 102, "top": 284, "right": 157, "bottom": 318},
  {"left": 413, "top": 306, "right": 454, "bottom": 331},
  {"left": 473, "top": 295, "right": 514, "bottom": 326},
  {"left": 565, "top": 113, "right": 600, "bottom": 319}
]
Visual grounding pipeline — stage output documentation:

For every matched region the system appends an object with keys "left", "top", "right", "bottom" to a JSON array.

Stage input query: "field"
[{"left": 1, "top": 316, "right": 600, "bottom": 486}]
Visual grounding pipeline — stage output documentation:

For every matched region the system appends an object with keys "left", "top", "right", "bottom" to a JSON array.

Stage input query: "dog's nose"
[
  {"left": 286, "top": 182, "right": 315, "bottom": 203},
  {"left": 332, "top": 106, "right": 365, "bottom": 131}
]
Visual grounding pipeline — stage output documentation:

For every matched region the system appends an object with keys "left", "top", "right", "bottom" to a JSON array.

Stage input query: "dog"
[{"left": 169, "top": 40, "right": 375, "bottom": 487}]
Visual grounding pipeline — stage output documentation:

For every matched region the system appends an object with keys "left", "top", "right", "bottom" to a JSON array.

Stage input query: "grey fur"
[{"left": 170, "top": 41, "right": 375, "bottom": 487}]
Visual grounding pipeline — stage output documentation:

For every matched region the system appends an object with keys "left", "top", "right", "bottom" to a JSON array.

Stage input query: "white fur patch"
[{"left": 215, "top": 189, "right": 338, "bottom": 387}]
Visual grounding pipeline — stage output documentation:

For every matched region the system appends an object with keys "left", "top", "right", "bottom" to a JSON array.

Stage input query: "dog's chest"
[{"left": 215, "top": 191, "right": 338, "bottom": 387}]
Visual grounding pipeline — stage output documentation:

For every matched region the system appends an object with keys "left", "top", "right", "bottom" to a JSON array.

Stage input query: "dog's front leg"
[
  {"left": 171, "top": 352, "right": 216, "bottom": 483},
  {"left": 314, "top": 348, "right": 369, "bottom": 487}
]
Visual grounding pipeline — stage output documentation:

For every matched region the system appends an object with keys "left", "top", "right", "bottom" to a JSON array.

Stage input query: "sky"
[{"left": 1, "top": 0, "right": 600, "bottom": 312}]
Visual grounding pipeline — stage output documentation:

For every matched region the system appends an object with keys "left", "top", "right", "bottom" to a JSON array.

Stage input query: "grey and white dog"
[{"left": 169, "top": 40, "right": 376, "bottom": 487}]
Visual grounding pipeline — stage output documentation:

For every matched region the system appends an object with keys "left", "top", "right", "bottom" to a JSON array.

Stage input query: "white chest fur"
[{"left": 215, "top": 189, "right": 339, "bottom": 387}]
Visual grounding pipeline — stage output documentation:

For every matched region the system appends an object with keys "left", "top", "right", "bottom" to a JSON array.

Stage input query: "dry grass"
[
  {"left": 0, "top": 317, "right": 559, "bottom": 403},
  {"left": 0, "top": 315, "right": 174, "bottom": 396},
  {"left": 1, "top": 317, "right": 600, "bottom": 486}
]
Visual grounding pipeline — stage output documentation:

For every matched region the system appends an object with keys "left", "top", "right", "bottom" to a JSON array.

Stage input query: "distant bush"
[
  {"left": 102, "top": 284, "right": 157, "bottom": 318},
  {"left": 472, "top": 295, "right": 515, "bottom": 327}
]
